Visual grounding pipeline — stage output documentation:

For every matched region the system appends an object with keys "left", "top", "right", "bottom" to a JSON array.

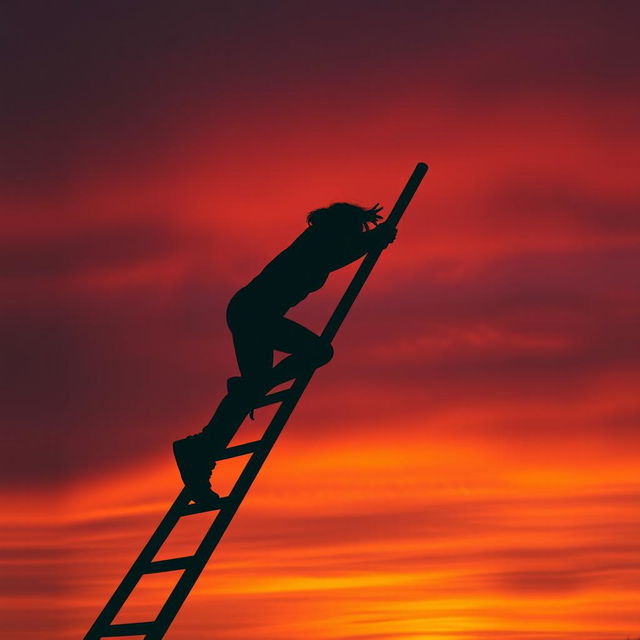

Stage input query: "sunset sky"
[{"left": 2, "top": 1, "right": 640, "bottom": 638}]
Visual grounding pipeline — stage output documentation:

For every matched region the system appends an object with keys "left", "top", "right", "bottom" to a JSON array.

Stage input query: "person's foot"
[
  {"left": 173, "top": 434, "right": 220, "bottom": 503},
  {"left": 189, "top": 482, "right": 221, "bottom": 506}
]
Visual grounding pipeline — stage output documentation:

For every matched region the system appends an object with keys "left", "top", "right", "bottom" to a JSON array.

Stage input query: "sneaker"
[
  {"left": 173, "top": 434, "right": 220, "bottom": 502},
  {"left": 189, "top": 482, "right": 221, "bottom": 505}
]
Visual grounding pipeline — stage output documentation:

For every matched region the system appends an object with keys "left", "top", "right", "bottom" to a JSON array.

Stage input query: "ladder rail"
[
  {"left": 151, "top": 371, "right": 315, "bottom": 637},
  {"left": 322, "top": 162, "right": 428, "bottom": 342},
  {"left": 83, "top": 162, "right": 428, "bottom": 640},
  {"left": 83, "top": 489, "right": 192, "bottom": 637}
]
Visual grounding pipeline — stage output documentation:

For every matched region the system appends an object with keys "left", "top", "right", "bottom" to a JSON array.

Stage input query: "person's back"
[{"left": 239, "top": 226, "right": 331, "bottom": 312}]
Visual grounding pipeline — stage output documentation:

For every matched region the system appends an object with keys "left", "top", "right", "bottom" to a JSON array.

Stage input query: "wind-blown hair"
[{"left": 306, "top": 203, "right": 382, "bottom": 233}]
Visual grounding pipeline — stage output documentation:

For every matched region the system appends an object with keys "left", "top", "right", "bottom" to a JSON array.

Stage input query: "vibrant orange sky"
[{"left": 2, "top": 2, "right": 640, "bottom": 639}]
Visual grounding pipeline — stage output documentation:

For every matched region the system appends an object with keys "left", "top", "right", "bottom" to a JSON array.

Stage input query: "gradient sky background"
[{"left": 2, "top": 1, "right": 640, "bottom": 638}]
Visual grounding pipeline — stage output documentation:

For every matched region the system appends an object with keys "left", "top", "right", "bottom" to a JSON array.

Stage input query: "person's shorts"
[{"left": 226, "top": 287, "right": 286, "bottom": 335}]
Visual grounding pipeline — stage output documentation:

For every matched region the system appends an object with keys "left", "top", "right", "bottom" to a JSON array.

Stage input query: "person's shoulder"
[
  {"left": 298, "top": 224, "right": 332, "bottom": 241},
  {"left": 283, "top": 226, "right": 323, "bottom": 252},
  {"left": 306, "top": 221, "right": 360, "bottom": 240}
]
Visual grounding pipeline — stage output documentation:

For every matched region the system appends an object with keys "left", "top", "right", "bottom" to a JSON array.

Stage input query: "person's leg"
[
  {"left": 232, "top": 324, "right": 275, "bottom": 390},
  {"left": 174, "top": 314, "right": 332, "bottom": 504},
  {"left": 207, "top": 314, "right": 333, "bottom": 430},
  {"left": 201, "top": 325, "right": 273, "bottom": 440},
  {"left": 267, "top": 317, "right": 334, "bottom": 387},
  {"left": 174, "top": 294, "right": 276, "bottom": 504}
]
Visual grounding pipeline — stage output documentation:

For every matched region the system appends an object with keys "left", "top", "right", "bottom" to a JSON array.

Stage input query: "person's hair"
[{"left": 306, "top": 203, "right": 380, "bottom": 233}]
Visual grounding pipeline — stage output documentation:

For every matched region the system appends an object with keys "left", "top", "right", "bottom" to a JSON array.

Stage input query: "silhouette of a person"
[{"left": 174, "top": 203, "right": 396, "bottom": 503}]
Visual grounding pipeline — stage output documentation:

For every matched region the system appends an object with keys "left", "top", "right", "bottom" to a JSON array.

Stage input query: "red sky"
[{"left": 2, "top": 2, "right": 640, "bottom": 638}]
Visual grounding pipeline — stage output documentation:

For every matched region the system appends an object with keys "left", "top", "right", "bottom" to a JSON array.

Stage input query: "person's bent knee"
[{"left": 312, "top": 340, "right": 334, "bottom": 368}]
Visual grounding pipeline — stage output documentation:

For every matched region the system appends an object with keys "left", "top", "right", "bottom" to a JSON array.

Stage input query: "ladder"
[{"left": 84, "top": 162, "right": 428, "bottom": 640}]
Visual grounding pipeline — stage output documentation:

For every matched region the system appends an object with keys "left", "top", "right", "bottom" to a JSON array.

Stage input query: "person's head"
[{"left": 306, "top": 202, "right": 383, "bottom": 234}]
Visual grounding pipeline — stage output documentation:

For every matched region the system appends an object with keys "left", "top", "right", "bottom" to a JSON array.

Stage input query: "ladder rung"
[
  {"left": 253, "top": 388, "right": 292, "bottom": 408},
  {"left": 181, "top": 496, "right": 229, "bottom": 516},
  {"left": 145, "top": 556, "right": 193, "bottom": 574},
  {"left": 101, "top": 621, "right": 156, "bottom": 636},
  {"left": 216, "top": 440, "right": 263, "bottom": 460}
]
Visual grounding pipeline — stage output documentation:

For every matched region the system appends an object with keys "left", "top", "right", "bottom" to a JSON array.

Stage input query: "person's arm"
[{"left": 327, "top": 222, "right": 397, "bottom": 270}]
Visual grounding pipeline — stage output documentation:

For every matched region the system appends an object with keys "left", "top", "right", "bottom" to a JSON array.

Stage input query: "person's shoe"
[
  {"left": 189, "top": 482, "right": 221, "bottom": 505},
  {"left": 173, "top": 434, "right": 220, "bottom": 503}
]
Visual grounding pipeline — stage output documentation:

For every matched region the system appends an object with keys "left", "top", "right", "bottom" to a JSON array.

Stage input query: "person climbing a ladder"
[{"left": 174, "top": 202, "right": 397, "bottom": 504}]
